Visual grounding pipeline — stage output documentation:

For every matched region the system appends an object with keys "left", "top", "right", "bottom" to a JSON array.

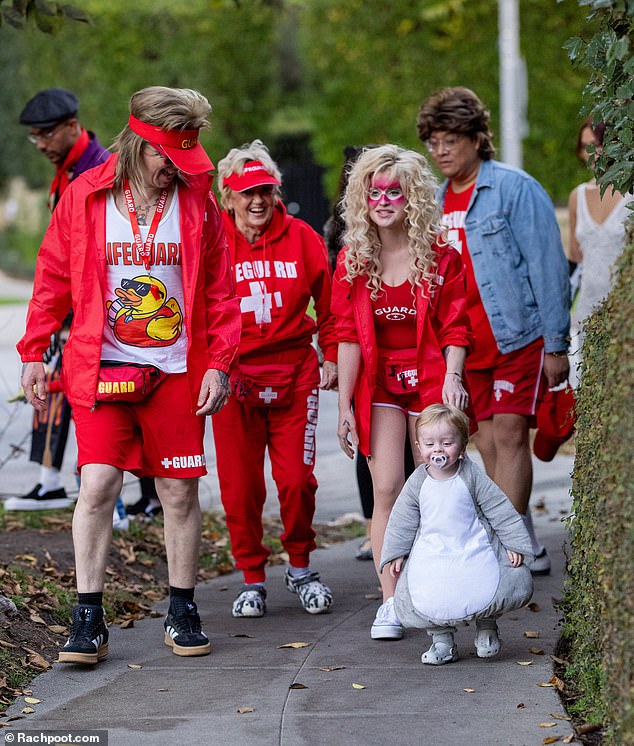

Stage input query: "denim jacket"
[{"left": 439, "top": 159, "right": 570, "bottom": 355}]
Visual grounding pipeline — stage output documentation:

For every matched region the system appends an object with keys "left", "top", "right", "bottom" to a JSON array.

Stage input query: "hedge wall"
[{"left": 562, "top": 227, "right": 634, "bottom": 744}]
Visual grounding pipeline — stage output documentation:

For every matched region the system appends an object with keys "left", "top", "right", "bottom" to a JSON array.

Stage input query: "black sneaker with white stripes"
[
  {"left": 58, "top": 605, "right": 109, "bottom": 665},
  {"left": 164, "top": 598, "right": 211, "bottom": 657}
]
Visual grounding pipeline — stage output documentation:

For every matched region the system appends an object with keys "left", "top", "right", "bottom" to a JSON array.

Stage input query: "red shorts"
[
  {"left": 372, "top": 352, "right": 421, "bottom": 415},
  {"left": 73, "top": 373, "right": 206, "bottom": 478},
  {"left": 467, "top": 339, "right": 544, "bottom": 422}
]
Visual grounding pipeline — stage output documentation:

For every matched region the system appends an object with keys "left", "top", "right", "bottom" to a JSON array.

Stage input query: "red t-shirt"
[
  {"left": 442, "top": 183, "right": 499, "bottom": 369},
  {"left": 372, "top": 280, "right": 417, "bottom": 350}
]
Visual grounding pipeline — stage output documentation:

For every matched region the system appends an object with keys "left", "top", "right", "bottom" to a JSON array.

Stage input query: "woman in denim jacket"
[{"left": 417, "top": 87, "right": 570, "bottom": 576}]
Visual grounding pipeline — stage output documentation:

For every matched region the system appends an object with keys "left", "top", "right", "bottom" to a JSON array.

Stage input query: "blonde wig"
[
  {"left": 341, "top": 144, "right": 441, "bottom": 299},
  {"left": 415, "top": 404, "right": 469, "bottom": 449},
  {"left": 217, "top": 139, "right": 282, "bottom": 211},
  {"left": 111, "top": 86, "right": 212, "bottom": 194}
]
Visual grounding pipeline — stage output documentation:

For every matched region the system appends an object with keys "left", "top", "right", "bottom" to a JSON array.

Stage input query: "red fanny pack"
[
  {"left": 232, "top": 363, "right": 297, "bottom": 407},
  {"left": 96, "top": 363, "right": 167, "bottom": 403},
  {"left": 383, "top": 349, "right": 419, "bottom": 395}
]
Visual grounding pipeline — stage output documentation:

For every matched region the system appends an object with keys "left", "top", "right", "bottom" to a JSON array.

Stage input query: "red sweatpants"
[{"left": 212, "top": 349, "right": 320, "bottom": 584}]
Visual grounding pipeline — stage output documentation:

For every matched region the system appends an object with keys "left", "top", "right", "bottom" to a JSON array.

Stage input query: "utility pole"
[{"left": 498, "top": 0, "right": 527, "bottom": 168}]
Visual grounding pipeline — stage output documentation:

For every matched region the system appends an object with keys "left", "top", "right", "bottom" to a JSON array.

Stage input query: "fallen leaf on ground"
[
  {"left": 524, "top": 630, "right": 540, "bottom": 638},
  {"left": 29, "top": 613, "right": 46, "bottom": 626},
  {"left": 289, "top": 683, "right": 307, "bottom": 689},
  {"left": 517, "top": 703, "right": 525, "bottom": 709},
  {"left": 21, "top": 707, "right": 35, "bottom": 714},
  {"left": 352, "top": 683, "right": 366, "bottom": 689},
  {"left": 576, "top": 723, "right": 602, "bottom": 735},
  {"left": 278, "top": 642, "right": 311, "bottom": 649},
  {"left": 551, "top": 655, "right": 570, "bottom": 666},
  {"left": 0, "top": 640, "right": 17, "bottom": 649},
  {"left": 364, "top": 594, "right": 381, "bottom": 600},
  {"left": 15, "top": 555, "right": 38, "bottom": 565},
  {"left": 127, "top": 664, "right": 143, "bottom": 669},
  {"left": 562, "top": 735, "right": 574, "bottom": 743},
  {"left": 47, "top": 625, "right": 67, "bottom": 634},
  {"left": 24, "top": 649, "right": 50, "bottom": 669},
  {"left": 550, "top": 675, "right": 565, "bottom": 691},
  {"left": 550, "top": 713, "right": 571, "bottom": 721},
  {"left": 231, "top": 633, "right": 254, "bottom": 638},
  {"left": 539, "top": 722, "right": 557, "bottom": 727},
  {"left": 23, "top": 697, "right": 41, "bottom": 704},
  {"left": 537, "top": 682, "right": 555, "bottom": 687},
  {"left": 517, "top": 661, "right": 533, "bottom": 666},
  {"left": 529, "top": 647, "right": 545, "bottom": 655},
  {"left": 119, "top": 619, "right": 134, "bottom": 629},
  {"left": 319, "top": 665, "right": 346, "bottom": 672},
  {"left": 237, "top": 706, "right": 255, "bottom": 714},
  {"left": 527, "top": 602, "right": 541, "bottom": 612},
  {"left": 542, "top": 737, "right": 560, "bottom": 744},
  {"left": 157, "top": 688, "right": 168, "bottom": 692},
  {"left": 463, "top": 688, "right": 476, "bottom": 693}
]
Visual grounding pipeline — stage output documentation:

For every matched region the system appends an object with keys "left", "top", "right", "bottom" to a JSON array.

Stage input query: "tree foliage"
[
  {"left": 564, "top": 0, "right": 634, "bottom": 195},
  {"left": 0, "top": 0, "right": 90, "bottom": 34}
]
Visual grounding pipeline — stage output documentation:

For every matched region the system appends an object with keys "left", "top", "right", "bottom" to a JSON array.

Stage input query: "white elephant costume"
[{"left": 380, "top": 456, "right": 534, "bottom": 629}]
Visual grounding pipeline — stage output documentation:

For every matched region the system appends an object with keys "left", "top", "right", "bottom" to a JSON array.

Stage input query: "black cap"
[{"left": 19, "top": 88, "right": 79, "bottom": 128}]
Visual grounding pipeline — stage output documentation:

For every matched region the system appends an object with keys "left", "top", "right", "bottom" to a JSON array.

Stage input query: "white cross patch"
[
  {"left": 259, "top": 386, "right": 278, "bottom": 404},
  {"left": 161, "top": 457, "right": 172, "bottom": 468},
  {"left": 240, "top": 281, "right": 283, "bottom": 324},
  {"left": 404, "top": 370, "right": 418, "bottom": 387}
]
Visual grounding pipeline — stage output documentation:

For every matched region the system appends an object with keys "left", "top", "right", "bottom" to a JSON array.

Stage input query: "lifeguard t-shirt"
[
  {"left": 101, "top": 189, "right": 188, "bottom": 373},
  {"left": 442, "top": 183, "right": 499, "bottom": 369},
  {"left": 372, "top": 280, "right": 417, "bottom": 350}
]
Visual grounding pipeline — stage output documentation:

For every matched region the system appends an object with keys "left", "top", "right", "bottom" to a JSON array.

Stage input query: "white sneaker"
[
  {"left": 474, "top": 622, "right": 502, "bottom": 658},
  {"left": 112, "top": 511, "right": 129, "bottom": 531},
  {"left": 527, "top": 548, "right": 551, "bottom": 576},
  {"left": 370, "top": 597, "right": 403, "bottom": 640}
]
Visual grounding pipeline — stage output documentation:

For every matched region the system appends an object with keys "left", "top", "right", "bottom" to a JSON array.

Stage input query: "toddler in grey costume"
[{"left": 380, "top": 404, "right": 534, "bottom": 664}]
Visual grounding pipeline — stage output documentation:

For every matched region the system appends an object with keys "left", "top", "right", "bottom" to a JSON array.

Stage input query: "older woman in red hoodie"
[
  {"left": 331, "top": 145, "right": 472, "bottom": 641},
  {"left": 213, "top": 140, "right": 337, "bottom": 619}
]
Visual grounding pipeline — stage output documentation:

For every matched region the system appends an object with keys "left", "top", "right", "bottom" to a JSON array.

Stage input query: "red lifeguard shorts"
[
  {"left": 467, "top": 338, "right": 544, "bottom": 422},
  {"left": 73, "top": 373, "right": 206, "bottom": 479}
]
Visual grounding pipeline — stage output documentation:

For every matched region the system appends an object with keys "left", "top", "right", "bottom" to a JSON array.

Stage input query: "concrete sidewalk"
[{"left": 1, "top": 270, "right": 576, "bottom": 744}]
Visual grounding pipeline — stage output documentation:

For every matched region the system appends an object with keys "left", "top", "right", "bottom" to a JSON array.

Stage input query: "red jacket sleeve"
[
  {"left": 330, "top": 248, "right": 359, "bottom": 344},
  {"left": 17, "top": 193, "right": 73, "bottom": 362},
  {"left": 301, "top": 223, "right": 337, "bottom": 363},
  {"left": 429, "top": 246, "right": 473, "bottom": 353},
  {"left": 201, "top": 194, "right": 241, "bottom": 374}
]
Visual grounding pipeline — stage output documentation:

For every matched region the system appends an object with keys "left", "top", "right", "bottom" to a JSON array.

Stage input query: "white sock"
[
  {"left": 522, "top": 509, "right": 545, "bottom": 556},
  {"left": 287, "top": 566, "right": 311, "bottom": 580},
  {"left": 39, "top": 466, "right": 62, "bottom": 495}
]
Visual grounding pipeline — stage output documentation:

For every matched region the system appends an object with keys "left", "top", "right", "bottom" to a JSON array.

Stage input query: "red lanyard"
[{"left": 122, "top": 179, "right": 169, "bottom": 272}]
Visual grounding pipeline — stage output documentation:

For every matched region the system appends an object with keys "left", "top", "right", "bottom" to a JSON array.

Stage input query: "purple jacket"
[{"left": 72, "top": 131, "right": 109, "bottom": 182}]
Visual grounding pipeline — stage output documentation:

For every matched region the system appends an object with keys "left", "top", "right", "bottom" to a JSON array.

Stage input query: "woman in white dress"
[{"left": 568, "top": 118, "right": 632, "bottom": 386}]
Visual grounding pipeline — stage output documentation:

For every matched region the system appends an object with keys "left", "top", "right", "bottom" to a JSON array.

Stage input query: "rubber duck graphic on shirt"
[{"left": 106, "top": 275, "right": 183, "bottom": 347}]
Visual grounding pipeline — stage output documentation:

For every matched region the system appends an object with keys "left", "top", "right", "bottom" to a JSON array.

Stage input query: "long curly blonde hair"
[{"left": 342, "top": 144, "right": 442, "bottom": 299}]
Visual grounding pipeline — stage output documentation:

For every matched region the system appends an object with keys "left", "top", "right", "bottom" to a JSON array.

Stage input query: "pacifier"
[{"left": 430, "top": 454, "right": 447, "bottom": 468}]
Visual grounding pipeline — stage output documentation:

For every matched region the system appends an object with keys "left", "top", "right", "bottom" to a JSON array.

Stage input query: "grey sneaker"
[
  {"left": 370, "top": 597, "right": 403, "bottom": 640},
  {"left": 232, "top": 585, "right": 267, "bottom": 618},
  {"left": 474, "top": 620, "right": 502, "bottom": 658},
  {"left": 284, "top": 570, "right": 333, "bottom": 614},
  {"left": 421, "top": 631, "right": 458, "bottom": 665}
]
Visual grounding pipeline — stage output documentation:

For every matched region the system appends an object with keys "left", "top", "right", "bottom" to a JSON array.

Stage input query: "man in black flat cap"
[{"left": 5, "top": 88, "right": 110, "bottom": 511}]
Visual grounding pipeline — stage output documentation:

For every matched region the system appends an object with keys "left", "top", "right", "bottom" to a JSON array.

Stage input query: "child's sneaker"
[
  {"left": 232, "top": 585, "right": 267, "bottom": 618},
  {"left": 164, "top": 598, "right": 210, "bottom": 656},
  {"left": 284, "top": 570, "right": 333, "bottom": 614},
  {"left": 474, "top": 620, "right": 502, "bottom": 658},
  {"left": 58, "top": 605, "right": 109, "bottom": 665},
  {"left": 421, "top": 630, "right": 458, "bottom": 665},
  {"left": 370, "top": 597, "right": 403, "bottom": 640}
]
